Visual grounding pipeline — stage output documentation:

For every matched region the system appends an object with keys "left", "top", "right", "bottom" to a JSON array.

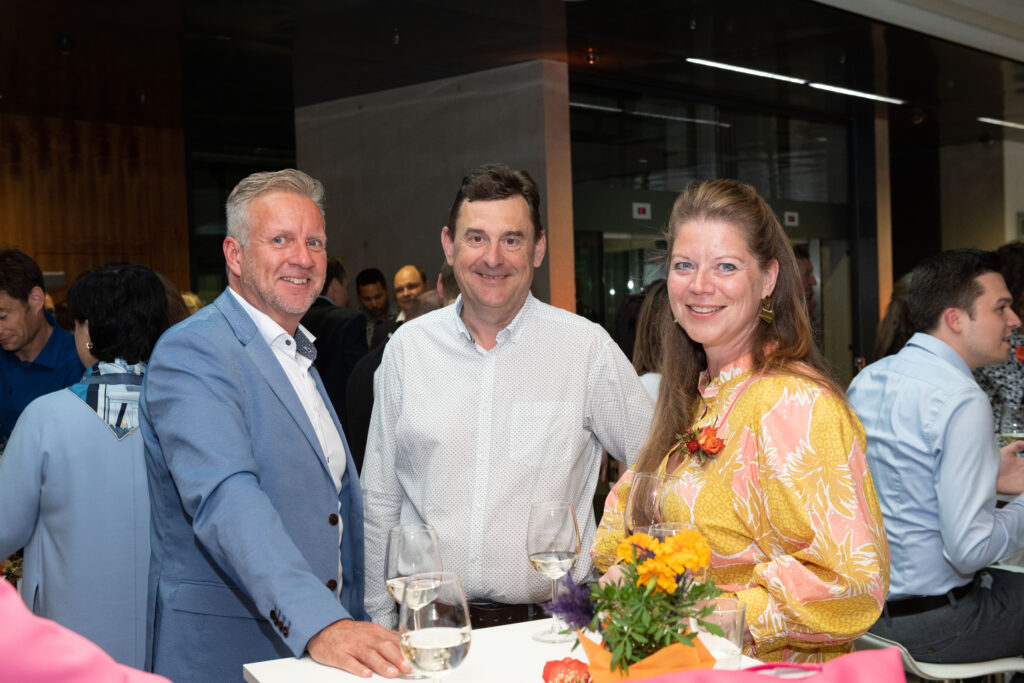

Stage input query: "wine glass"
[
  {"left": 625, "top": 472, "right": 682, "bottom": 536},
  {"left": 398, "top": 571, "right": 471, "bottom": 682},
  {"left": 386, "top": 524, "right": 444, "bottom": 608},
  {"left": 526, "top": 500, "right": 580, "bottom": 643},
  {"left": 999, "top": 401, "right": 1024, "bottom": 447}
]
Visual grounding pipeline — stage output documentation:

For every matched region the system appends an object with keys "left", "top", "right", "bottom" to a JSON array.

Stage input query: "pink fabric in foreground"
[{"left": 0, "top": 578, "right": 169, "bottom": 683}]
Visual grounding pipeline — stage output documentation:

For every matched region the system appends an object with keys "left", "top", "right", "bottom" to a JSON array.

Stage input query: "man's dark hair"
[
  {"left": 446, "top": 163, "right": 543, "bottom": 241},
  {"left": 792, "top": 243, "right": 810, "bottom": 260},
  {"left": 67, "top": 263, "right": 168, "bottom": 364},
  {"left": 0, "top": 247, "right": 45, "bottom": 302},
  {"left": 417, "top": 268, "right": 428, "bottom": 286},
  {"left": 909, "top": 248, "right": 1002, "bottom": 332},
  {"left": 355, "top": 268, "right": 386, "bottom": 290},
  {"left": 322, "top": 256, "right": 348, "bottom": 296},
  {"left": 439, "top": 261, "right": 460, "bottom": 303}
]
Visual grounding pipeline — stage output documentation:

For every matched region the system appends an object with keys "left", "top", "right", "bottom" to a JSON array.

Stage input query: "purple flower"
[{"left": 541, "top": 575, "right": 594, "bottom": 630}]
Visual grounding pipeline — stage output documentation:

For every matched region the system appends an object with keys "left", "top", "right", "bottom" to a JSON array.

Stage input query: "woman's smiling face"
[{"left": 667, "top": 218, "right": 778, "bottom": 372}]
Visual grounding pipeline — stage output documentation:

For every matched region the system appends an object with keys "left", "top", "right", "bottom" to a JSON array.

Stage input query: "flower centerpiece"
[{"left": 544, "top": 529, "right": 722, "bottom": 682}]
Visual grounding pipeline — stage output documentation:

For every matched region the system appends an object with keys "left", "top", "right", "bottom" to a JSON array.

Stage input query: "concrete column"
[{"left": 295, "top": 59, "right": 574, "bottom": 309}]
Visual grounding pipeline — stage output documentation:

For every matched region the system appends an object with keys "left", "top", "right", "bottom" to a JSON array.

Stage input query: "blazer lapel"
[{"left": 214, "top": 291, "right": 334, "bottom": 480}]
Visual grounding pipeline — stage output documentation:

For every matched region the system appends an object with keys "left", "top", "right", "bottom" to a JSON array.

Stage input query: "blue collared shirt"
[
  {"left": 848, "top": 332, "right": 1024, "bottom": 599},
  {"left": 1, "top": 312, "right": 84, "bottom": 444}
]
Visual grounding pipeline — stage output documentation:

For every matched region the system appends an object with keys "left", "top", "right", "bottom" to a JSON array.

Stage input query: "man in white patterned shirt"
[{"left": 361, "top": 163, "right": 653, "bottom": 628}]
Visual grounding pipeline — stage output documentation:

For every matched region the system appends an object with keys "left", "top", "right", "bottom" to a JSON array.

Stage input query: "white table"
[{"left": 243, "top": 618, "right": 756, "bottom": 682}]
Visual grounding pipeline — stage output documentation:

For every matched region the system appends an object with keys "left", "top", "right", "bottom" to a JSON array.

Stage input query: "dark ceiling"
[{"left": 177, "top": 0, "right": 1023, "bottom": 168}]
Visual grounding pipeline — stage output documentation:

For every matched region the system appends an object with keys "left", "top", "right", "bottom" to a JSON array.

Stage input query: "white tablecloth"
[{"left": 243, "top": 618, "right": 757, "bottom": 682}]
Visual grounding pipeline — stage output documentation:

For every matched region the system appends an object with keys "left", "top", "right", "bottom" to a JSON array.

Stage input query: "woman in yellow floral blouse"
[{"left": 593, "top": 179, "right": 889, "bottom": 663}]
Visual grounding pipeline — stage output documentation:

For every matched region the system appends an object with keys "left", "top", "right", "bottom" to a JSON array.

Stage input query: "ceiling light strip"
[
  {"left": 569, "top": 102, "right": 731, "bottom": 128},
  {"left": 807, "top": 82, "right": 905, "bottom": 105},
  {"left": 978, "top": 117, "right": 1024, "bottom": 131},
  {"left": 685, "top": 57, "right": 807, "bottom": 85}
]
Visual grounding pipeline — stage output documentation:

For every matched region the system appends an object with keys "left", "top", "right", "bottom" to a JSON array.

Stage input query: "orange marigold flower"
[
  {"left": 637, "top": 557, "right": 678, "bottom": 594},
  {"left": 617, "top": 532, "right": 660, "bottom": 564}
]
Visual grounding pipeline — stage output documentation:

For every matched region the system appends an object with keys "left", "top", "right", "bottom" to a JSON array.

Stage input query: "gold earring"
[
  {"left": 758, "top": 296, "right": 774, "bottom": 324},
  {"left": 86, "top": 342, "right": 93, "bottom": 350}
]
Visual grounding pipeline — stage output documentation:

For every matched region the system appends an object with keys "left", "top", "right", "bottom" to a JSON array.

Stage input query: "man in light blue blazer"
[{"left": 141, "top": 169, "right": 409, "bottom": 682}]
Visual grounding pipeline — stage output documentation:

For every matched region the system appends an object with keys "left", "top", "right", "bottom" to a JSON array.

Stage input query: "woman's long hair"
[
  {"left": 635, "top": 179, "right": 841, "bottom": 473},
  {"left": 632, "top": 280, "right": 669, "bottom": 375},
  {"left": 871, "top": 272, "right": 914, "bottom": 361}
]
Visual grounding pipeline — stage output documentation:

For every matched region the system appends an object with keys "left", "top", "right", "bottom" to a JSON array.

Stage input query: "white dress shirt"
[
  {"left": 361, "top": 293, "right": 653, "bottom": 626},
  {"left": 228, "top": 288, "right": 347, "bottom": 592}
]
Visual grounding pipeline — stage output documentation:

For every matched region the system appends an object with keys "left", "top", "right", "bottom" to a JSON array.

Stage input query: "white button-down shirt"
[
  {"left": 361, "top": 294, "right": 653, "bottom": 626},
  {"left": 228, "top": 288, "right": 347, "bottom": 593}
]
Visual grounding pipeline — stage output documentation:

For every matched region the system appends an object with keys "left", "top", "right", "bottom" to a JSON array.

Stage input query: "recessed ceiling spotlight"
[{"left": 686, "top": 58, "right": 806, "bottom": 84}]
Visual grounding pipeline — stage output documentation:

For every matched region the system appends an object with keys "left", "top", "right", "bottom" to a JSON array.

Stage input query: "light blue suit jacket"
[{"left": 141, "top": 289, "right": 367, "bottom": 683}]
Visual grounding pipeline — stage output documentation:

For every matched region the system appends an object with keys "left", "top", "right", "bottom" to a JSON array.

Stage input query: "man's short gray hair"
[{"left": 225, "top": 169, "right": 326, "bottom": 246}]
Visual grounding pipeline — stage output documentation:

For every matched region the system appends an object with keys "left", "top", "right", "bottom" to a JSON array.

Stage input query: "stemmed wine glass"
[
  {"left": 386, "top": 524, "right": 444, "bottom": 608},
  {"left": 625, "top": 472, "right": 682, "bottom": 536},
  {"left": 398, "top": 571, "right": 471, "bottom": 682},
  {"left": 526, "top": 500, "right": 580, "bottom": 643}
]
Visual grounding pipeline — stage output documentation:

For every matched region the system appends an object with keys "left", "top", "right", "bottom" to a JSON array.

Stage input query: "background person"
[
  {"left": 0, "top": 247, "right": 84, "bottom": 444},
  {"left": 301, "top": 256, "right": 369, "bottom": 428},
  {"left": 849, "top": 249, "right": 1024, "bottom": 664},
  {"left": 392, "top": 264, "right": 427, "bottom": 322},
  {"left": 356, "top": 267, "right": 398, "bottom": 348},
  {"left": 631, "top": 279, "right": 669, "bottom": 401},
  {"left": 871, "top": 272, "right": 915, "bottom": 362},
  {"left": 592, "top": 179, "right": 889, "bottom": 664},
  {"left": 974, "top": 242, "right": 1024, "bottom": 431},
  {"left": 0, "top": 263, "right": 168, "bottom": 669}
]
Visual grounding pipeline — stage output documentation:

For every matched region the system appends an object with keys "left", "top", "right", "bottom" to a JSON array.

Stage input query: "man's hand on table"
[
  {"left": 997, "top": 440, "right": 1024, "bottom": 495},
  {"left": 307, "top": 618, "right": 411, "bottom": 678}
]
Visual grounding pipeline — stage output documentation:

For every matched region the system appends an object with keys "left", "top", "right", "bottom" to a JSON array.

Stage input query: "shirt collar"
[
  {"left": 227, "top": 287, "right": 317, "bottom": 364},
  {"left": 905, "top": 332, "right": 973, "bottom": 379},
  {"left": 699, "top": 353, "right": 755, "bottom": 398},
  {"left": 451, "top": 292, "right": 535, "bottom": 347},
  {"left": 21, "top": 311, "right": 62, "bottom": 369}
]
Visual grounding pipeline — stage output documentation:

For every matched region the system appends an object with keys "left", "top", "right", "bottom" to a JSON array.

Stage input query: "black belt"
[
  {"left": 468, "top": 601, "right": 545, "bottom": 629},
  {"left": 884, "top": 582, "right": 974, "bottom": 618}
]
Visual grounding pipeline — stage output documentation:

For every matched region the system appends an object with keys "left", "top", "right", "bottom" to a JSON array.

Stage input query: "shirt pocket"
[{"left": 507, "top": 401, "right": 577, "bottom": 468}]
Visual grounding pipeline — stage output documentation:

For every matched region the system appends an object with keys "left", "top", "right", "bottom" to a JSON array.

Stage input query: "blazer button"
[
  {"left": 326, "top": 579, "right": 338, "bottom": 591},
  {"left": 328, "top": 513, "right": 339, "bottom": 526},
  {"left": 283, "top": 626, "right": 290, "bottom": 637},
  {"left": 269, "top": 610, "right": 277, "bottom": 622}
]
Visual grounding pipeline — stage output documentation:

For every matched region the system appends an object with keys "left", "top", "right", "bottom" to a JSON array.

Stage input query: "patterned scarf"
[{"left": 68, "top": 359, "right": 146, "bottom": 439}]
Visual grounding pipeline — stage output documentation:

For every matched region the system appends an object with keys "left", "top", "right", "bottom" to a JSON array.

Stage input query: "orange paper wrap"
[{"left": 577, "top": 630, "right": 716, "bottom": 683}]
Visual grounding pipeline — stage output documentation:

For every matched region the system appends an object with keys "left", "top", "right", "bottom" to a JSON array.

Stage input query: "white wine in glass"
[
  {"left": 526, "top": 500, "right": 580, "bottom": 643},
  {"left": 399, "top": 572, "right": 471, "bottom": 683},
  {"left": 387, "top": 524, "right": 443, "bottom": 680}
]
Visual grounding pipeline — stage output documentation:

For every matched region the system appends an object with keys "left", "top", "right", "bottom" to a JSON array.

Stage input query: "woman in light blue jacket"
[{"left": 0, "top": 263, "right": 168, "bottom": 670}]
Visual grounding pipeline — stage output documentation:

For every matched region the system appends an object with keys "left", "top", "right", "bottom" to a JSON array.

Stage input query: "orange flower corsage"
[{"left": 673, "top": 423, "right": 724, "bottom": 465}]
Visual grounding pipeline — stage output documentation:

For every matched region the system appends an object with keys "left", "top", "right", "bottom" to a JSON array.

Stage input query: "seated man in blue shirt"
[
  {"left": 0, "top": 248, "right": 83, "bottom": 445},
  {"left": 849, "top": 248, "right": 1024, "bottom": 663}
]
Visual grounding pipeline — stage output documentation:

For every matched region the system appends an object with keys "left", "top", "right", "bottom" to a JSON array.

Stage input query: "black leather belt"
[
  {"left": 468, "top": 601, "right": 545, "bottom": 629},
  {"left": 884, "top": 582, "right": 974, "bottom": 618}
]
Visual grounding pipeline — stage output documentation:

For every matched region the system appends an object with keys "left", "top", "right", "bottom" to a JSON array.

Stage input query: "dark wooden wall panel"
[
  {"left": 0, "top": 115, "right": 189, "bottom": 302},
  {"left": 0, "top": 1, "right": 189, "bottom": 302}
]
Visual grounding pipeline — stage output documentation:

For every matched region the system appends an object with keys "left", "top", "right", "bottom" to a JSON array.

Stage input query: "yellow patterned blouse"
[{"left": 592, "top": 355, "right": 889, "bottom": 663}]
